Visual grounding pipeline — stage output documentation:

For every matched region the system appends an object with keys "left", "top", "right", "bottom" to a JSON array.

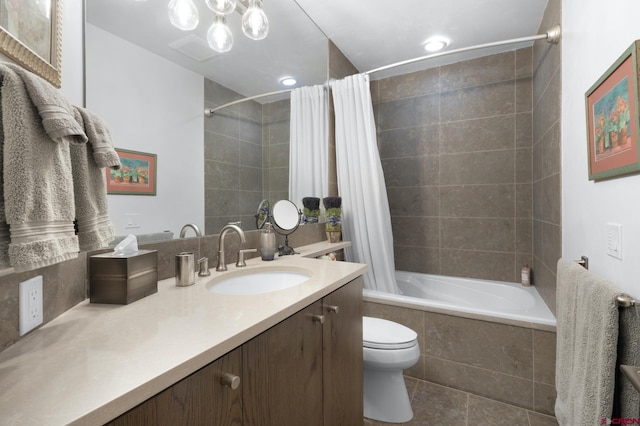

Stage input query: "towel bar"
[
  {"left": 617, "top": 294, "right": 638, "bottom": 308},
  {"left": 576, "top": 255, "right": 589, "bottom": 270}
]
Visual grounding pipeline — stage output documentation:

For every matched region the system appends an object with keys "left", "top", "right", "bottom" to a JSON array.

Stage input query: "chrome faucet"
[
  {"left": 216, "top": 223, "right": 246, "bottom": 271},
  {"left": 179, "top": 223, "right": 202, "bottom": 238}
]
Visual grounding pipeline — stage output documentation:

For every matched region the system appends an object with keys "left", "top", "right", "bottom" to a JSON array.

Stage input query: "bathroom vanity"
[{"left": 0, "top": 242, "right": 366, "bottom": 425}]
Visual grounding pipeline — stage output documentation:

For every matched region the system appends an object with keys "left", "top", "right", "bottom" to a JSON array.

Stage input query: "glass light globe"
[
  {"left": 242, "top": 0, "right": 269, "bottom": 40},
  {"left": 168, "top": 0, "right": 199, "bottom": 31},
  {"left": 207, "top": 15, "right": 233, "bottom": 52},
  {"left": 205, "top": 0, "right": 237, "bottom": 15}
]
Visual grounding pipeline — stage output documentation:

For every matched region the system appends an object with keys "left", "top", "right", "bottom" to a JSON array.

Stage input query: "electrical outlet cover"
[{"left": 19, "top": 275, "right": 43, "bottom": 336}]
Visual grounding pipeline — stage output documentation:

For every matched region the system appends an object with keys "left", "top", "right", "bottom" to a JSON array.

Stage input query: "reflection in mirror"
[
  {"left": 255, "top": 199, "right": 270, "bottom": 229},
  {"left": 271, "top": 200, "right": 301, "bottom": 255},
  {"left": 85, "top": 0, "right": 329, "bottom": 238}
]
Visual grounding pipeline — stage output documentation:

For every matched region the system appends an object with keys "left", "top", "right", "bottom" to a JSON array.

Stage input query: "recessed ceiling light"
[
  {"left": 423, "top": 37, "right": 449, "bottom": 52},
  {"left": 280, "top": 76, "right": 297, "bottom": 87}
]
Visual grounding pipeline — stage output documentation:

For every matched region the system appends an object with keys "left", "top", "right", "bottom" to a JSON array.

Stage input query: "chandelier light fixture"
[{"left": 168, "top": 0, "right": 269, "bottom": 52}]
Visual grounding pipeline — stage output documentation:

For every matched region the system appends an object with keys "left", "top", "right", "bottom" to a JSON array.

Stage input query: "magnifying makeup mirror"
[{"left": 271, "top": 200, "right": 301, "bottom": 255}]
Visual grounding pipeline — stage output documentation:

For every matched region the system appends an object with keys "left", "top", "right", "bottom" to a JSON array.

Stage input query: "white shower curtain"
[
  {"left": 330, "top": 74, "right": 399, "bottom": 294},
  {"left": 289, "top": 85, "right": 328, "bottom": 210}
]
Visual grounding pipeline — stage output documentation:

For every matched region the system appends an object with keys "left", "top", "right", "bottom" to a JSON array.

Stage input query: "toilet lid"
[{"left": 363, "top": 316, "right": 418, "bottom": 349}]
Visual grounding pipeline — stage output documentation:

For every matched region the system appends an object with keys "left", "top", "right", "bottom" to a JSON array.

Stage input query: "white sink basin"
[{"left": 206, "top": 268, "right": 312, "bottom": 295}]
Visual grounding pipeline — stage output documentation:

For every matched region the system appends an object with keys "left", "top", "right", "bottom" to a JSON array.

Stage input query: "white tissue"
[{"left": 113, "top": 234, "right": 139, "bottom": 256}]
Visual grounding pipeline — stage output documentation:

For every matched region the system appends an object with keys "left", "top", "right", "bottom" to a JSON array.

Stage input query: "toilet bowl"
[{"left": 363, "top": 316, "right": 420, "bottom": 423}]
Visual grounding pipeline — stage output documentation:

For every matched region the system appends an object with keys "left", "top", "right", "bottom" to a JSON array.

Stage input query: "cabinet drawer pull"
[
  {"left": 221, "top": 373, "right": 241, "bottom": 390},
  {"left": 326, "top": 305, "right": 340, "bottom": 314},
  {"left": 312, "top": 314, "right": 325, "bottom": 324}
]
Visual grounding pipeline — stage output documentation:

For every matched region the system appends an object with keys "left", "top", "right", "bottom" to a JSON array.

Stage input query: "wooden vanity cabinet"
[
  {"left": 107, "top": 277, "right": 363, "bottom": 426},
  {"left": 107, "top": 347, "right": 243, "bottom": 426}
]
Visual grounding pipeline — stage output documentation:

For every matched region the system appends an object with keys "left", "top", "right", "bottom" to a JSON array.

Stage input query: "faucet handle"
[
  {"left": 236, "top": 248, "right": 258, "bottom": 267},
  {"left": 197, "top": 257, "right": 211, "bottom": 277}
]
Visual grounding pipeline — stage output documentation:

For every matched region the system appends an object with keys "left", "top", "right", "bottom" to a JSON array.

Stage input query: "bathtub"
[{"left": 363, "top": 271, "right": 556, "bottom": 329}]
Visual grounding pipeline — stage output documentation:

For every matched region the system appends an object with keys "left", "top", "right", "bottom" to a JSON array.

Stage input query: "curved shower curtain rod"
[{"left": 204, "top": 24, "right": 561, "bottom": 117}]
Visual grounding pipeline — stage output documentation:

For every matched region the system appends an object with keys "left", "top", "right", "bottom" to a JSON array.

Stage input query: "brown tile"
[
  {"left": 516, "top": 77, "right": 533, "bottom": 113},
  {"left": 440, "top": 184, "right": 514, "bottom": 218},
  {"left": 239, "top": 166, "right": 261, "bottom": 192},
  {"left": 441, "top": 218, "right": 515, "bottom": 252},
  {"left": 329, "top": 40, "right": 358, "bottom": 79},
  {"left": 411, "top": 380, "right": 468, "bottom": 425},
  {"left": 533, "top": 330, "right": 556, "bottom": 385},
  {"left": 516, "top": 112, "right": 533, "bottom": 148},
  {"left": 377, "top": 67, "right": 440, "bottom": 102},
  {"left": 424, "top": 355, "right": 534, "bottom": 409},
  {"left": 466, "top": 394, "right": 530, "bottom": 426},
  {"left": 376, "top": 93, "right": 440, "bottom": 130},
  {"left": 440, "top": 249, "right": 515, "bottom": 282},
  {"left": 516, "top": 219, "right": 533, "bottom": 254},
  {"left": 394, "top": 246, "right": 440, "bottom": 275},
  {"left": 387, "top": 186, "right": 440, "bottom": 218},
  {"left": 440, "top": 81, "right": 515, "bottom": 122},
  {"left": 440, "top": 150, "right": 514, "bottom": 185},
  {"left": 204, "top": 132, "right": 239, "bottom": 162},
  {"left": 534, "top": 382, "right": 556, "bottom": 415},
  {"left": 516, "top": 47, "right": 533, "bottom": 79},
  {"left": 528, "top": 411, "right": 559, "bottom": 426},
  {"left": 542, "top": 223, "right": 561, "bottom": 274},
  {"left": 204, "top": 78, "right": 243, "bottom": 108},
  {"left": 205, "top": 160, "right": 239, "bottom": 190},
  {"left": 392, "top": 217, "right": 440, "bottom": 248},
  {"left": 239, "top": 116, "right": 262, "bottom": 145},
  {"left": 239, "top": 140, "right": 262, "bottom": 168},
  {"left": 268, "top": 142, "right": 289, "bottom": 169},
  {"left": 542, "top": 121, "right": 561, "bottom": 177},
  {"left": 262, "top": 98, "right": 290, "bottom": 123},
  {"left": 423, "top": 312, "right": 533, "bottom": 379},
  {"left": 541, "top": 174, "right": 561, "bottom": 225},
  {"left": 533, "top": 69, "right": 561, "bottom": 143},
  {"left": 516, "top": 148, "right": 532, "bottom": 184},
  {"left": 440, "top": 51, "right": 515, "bottom": 92},
  {"left": 382, "top": 156, "right": 439, "bottom": 187},
  {"left": 440, "top": 115, "right": 515, "bottom": 154},
  {"left": 532, "top": 257, "right": 557, "bottom": 315},
  {"left": 235, "top": 98, "right": 261, "bottom": 123},
  {"left": 516, "top": 183, "right": 533, "bottom": 219},
  {"left": 378, "top": 124, "right": 440, "bottom": 159}
]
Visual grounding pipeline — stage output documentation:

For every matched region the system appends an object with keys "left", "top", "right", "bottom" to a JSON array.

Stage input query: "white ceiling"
[{"left": 86, "top": 0, "right": 550, "bottom": 99}]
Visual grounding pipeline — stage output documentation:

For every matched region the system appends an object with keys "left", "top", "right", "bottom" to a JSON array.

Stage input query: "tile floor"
[{"left": 364, "top": 377, "right": 558, "bottom": 426}]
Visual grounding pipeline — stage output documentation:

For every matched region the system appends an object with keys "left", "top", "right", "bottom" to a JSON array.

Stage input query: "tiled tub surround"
[
  {"left": 0, "top": 223, "right": 327, "bottom": 353},
  {"left": 363, "top": 300, "right": 557, "bottom": 419},
  {"left": 373, "top": 48, "right": 534, "bottom": 284}
]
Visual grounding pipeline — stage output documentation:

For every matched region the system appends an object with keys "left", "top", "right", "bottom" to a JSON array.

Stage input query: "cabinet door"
[
  {"left": 242, "top": 301, "right": 323, "bottom": 426},
  {"left": 107, "top": 347, "right": 243, "bottom": 426},
  {"left": 323, "top": 277, "right": 363, "bottom": 426}
]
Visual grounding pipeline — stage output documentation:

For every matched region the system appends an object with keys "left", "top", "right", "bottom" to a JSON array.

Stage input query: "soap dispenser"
[{"left": 260, "top": 222, "right": 276, "bottom": 261}]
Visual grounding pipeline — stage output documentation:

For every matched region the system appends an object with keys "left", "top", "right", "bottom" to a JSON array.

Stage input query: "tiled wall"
[
  {"left": 0, "top": 223, "right": 326, "bottom": 353},
  {"left": 262, "top": 99, "right": 290, "bottom": 203},
  {"left": 372, "top": 49, "right": 534, "bottom": 283},
  {"left": 532, "top": 0, "right": 562, "bottom": 315},
  {"left": 364, "top": 301, "right": 557, "bottom": 417},
  {"left": 204, "top": 79, "right": 265, "bottom": 234}
]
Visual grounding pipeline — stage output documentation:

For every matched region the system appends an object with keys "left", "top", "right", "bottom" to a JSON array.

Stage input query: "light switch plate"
[
  {"left": 606, "top": 223, "right": 622, "bottom": 260},
  {"left": 19, "top": 275, "right": 43, "bottom": 336}
]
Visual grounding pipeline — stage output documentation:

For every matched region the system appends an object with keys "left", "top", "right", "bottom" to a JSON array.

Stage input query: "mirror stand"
[{"left": 271, "top": 200, "right": 301, "bottom": 256}]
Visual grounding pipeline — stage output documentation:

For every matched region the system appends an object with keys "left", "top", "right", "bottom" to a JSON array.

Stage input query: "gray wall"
[
  {"left": 262, "top": 99, "right": 290, "bottom": 203},
  {"left": 372, "top": 49, "right": 534, "bottom": 283},
  {"left": 532, "top": 0, "right": 562, "bottom": 315}
]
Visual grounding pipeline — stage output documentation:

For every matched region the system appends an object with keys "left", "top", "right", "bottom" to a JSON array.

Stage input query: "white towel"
[
  {"left": 71, "top": 108, "right": 119, "bottom": 251},
  {"left": 555, "top": 258, "right": 620, "bottom": 425}
]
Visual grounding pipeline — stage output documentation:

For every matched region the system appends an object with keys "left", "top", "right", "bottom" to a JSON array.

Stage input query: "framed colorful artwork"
[
  {"left": 106, "top": 149, "right": 157, "bottom": 195},
  {"left": 586, "top": 40, "right": 640, "bottom": 180},
  {"left": 0, "top": 0, "right": 63, "bottom": 87}
]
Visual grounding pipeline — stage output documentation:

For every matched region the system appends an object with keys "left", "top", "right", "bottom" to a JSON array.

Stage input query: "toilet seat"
[{"left": 363, "top": 316, "right": 418, "bottom": 350}]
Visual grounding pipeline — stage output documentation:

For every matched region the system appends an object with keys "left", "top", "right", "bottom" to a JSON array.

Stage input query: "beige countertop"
[{"left": 0, "top": 241, "right": 365, "bottom": 425}]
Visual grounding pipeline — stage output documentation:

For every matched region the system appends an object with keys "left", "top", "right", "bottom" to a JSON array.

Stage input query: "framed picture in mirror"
[
  {"left": 0, "top": 0, "right": 63, "bottom": 87},
  {"left": 106, "top": 149, "right": 157, "bottom": 195}
]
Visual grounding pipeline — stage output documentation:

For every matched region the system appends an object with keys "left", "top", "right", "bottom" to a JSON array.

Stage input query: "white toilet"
[{"left": 363, "top": 316, "right": 420, "bottom": 423}]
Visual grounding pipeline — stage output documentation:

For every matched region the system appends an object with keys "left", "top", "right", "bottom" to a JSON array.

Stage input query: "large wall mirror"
[{"left": 85, "top": 0, "right": 329, "bottom": 239}]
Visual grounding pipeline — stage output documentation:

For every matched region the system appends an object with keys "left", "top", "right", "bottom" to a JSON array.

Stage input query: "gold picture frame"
[{"left": 0, "top": 0, "right": 63, "bottom": 88}]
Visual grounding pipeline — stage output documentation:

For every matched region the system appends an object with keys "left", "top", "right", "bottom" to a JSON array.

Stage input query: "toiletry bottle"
[
  {"left": 260, "top": 222, "right": 276, "bottom": 261},
  {"left": 521, "top": 265, "right": 531, "bottom": 286}
]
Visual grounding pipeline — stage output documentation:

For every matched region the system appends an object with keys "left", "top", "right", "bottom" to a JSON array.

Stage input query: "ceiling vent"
[{"left": 169, "top": 34, "right": 220, "bottom": 62}]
